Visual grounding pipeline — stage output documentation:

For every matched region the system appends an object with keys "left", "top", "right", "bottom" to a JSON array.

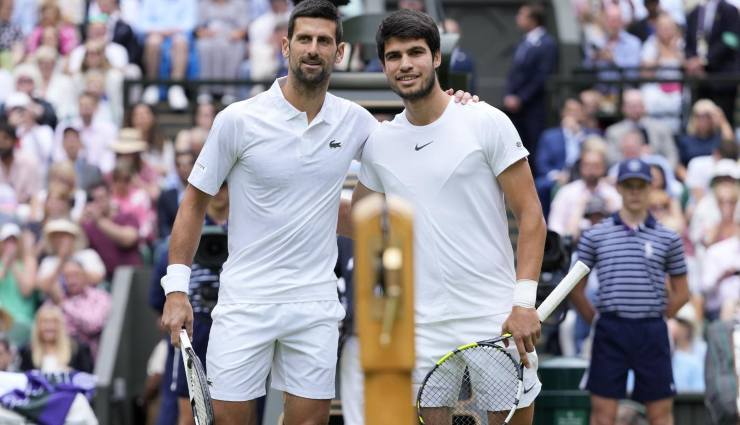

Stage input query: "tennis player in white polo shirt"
[
  {"left": 351, "top": 10, "right": 546, "bottom": 425},
  {"left": 159, "top": 1, "right": 473, "bottom": 423}
]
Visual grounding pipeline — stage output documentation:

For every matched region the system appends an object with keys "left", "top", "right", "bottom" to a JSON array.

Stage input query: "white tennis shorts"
[
  {"left": 206, "top": 300, "right": 345, "bottom": 401},
  {"left": 413, "top": 315, "right": 542, "bottom": 409}
]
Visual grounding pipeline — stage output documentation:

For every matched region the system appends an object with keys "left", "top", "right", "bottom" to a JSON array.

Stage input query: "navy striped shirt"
[{"left": 577, "top": 213, "right": 687, "bottom": 319}]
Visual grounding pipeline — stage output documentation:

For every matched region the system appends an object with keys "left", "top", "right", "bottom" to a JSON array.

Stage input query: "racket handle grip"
[{"left": 536, "top": 261, "right": 590, "bottom": 322}]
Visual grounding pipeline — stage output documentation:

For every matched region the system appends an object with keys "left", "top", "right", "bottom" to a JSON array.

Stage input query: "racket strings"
[
  {"left": 419, "top": 345, "right": 521, "bottom": 425},
  {"left": 185, "top": 348, "right": 214, "bottom": 425}
]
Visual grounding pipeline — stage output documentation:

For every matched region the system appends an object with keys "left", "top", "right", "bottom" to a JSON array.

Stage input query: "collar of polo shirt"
[
  {"left": 612, "top": 212, "right": 657, "bottom": 229},
  {"left": 268, "top": 77, "right": 335, "bottom": 126}
]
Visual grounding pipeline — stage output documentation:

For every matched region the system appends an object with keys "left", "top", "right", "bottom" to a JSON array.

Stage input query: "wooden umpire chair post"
[{"left": 353, "top": 194, "right": 415, "bottom": 425}]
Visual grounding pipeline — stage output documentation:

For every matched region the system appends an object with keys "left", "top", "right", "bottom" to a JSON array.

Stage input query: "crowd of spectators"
[
  {"left": 0, "top": 0, "right": 736, "bottom": 422},
  {"left": 520, "top": 0, "right": 739, "bottom": 398},
  {"left": 0, "top": 0, "right": 238, "bottom": 383}
]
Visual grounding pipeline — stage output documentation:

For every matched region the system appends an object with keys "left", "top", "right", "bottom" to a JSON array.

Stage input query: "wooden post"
[{"left": 353, "top": 194, "right": 415, "bottom": 425}]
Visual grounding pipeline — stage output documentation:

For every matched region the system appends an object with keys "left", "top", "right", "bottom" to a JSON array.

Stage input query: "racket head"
[
  {"left": 180, "top": 334, "right": 215, "bottom": 425},
  {"left": 416, "top": 341, "right": 524, "bottom": 425}
]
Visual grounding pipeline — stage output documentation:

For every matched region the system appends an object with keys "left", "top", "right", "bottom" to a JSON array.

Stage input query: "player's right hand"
[{"left": 162, "top": 292, "right": 193, "bottom": 347}]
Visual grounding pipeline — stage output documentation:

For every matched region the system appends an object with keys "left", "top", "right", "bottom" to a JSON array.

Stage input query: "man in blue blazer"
[
  {"left": 503, "top": 3, "right": 558, "bottom": 173},
  {"left": 535, "top": 98, "right": 600, "bottom": 218}
]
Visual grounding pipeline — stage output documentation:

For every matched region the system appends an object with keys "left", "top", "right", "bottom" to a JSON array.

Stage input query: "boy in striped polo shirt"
[{"left": 570, "top": 158, "right": 690, "bottom": 425}]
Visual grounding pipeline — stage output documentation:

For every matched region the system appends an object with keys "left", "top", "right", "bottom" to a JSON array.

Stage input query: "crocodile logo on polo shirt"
[{"left": 329, "top": 140, "right": 341, "bottom": 149}]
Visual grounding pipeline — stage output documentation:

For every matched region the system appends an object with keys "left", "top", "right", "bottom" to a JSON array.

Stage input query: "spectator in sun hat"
[
  {"left": 36, "top": 218, "right": 106, "bottom": 292},
  {"left": 109, "top": 127, "right": 160, "bottom": 201}
]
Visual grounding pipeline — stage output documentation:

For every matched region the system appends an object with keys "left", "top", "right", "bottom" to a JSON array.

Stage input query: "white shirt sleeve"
[
  {"left": 188, "top": 107, "right": 245, "bottom": 195},
  {"left": 358, "top": 137, "right": 384, "bottom": 193},
  {"left": 353, "top": 107, "right": 379, "bottom": 161},
  {"left": 480, "top": 105, "right": 529, "bottom": 176}
]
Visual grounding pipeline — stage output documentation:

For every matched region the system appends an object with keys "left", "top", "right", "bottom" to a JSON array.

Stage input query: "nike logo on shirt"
[
  {"left": 415, "top": 141, "right": 434, "bottom": 151},
  {"left": 523, "top": 382, "right": 537, "bottom": 394}
]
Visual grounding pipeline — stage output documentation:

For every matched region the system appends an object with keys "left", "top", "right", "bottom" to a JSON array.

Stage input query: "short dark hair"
[
  {"left": 524, "top": 3, "right": 546, "bottom": 27},
  {"left": 288, "top": 0, "right": 342, "bottom": 43},
  {"left": 376, "top": 9, "right": 440, "bottom": 63},
  {"left": 0, "top": 121, "right": 16, "bottom": 139}
]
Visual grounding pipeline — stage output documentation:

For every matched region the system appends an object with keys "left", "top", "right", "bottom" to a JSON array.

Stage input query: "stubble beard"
[
  {"left": 290, "top": 55, "right": 331, "bottom": 89},
  {"left": 391, "top": 71, "right": 437, "bottom": 101}
]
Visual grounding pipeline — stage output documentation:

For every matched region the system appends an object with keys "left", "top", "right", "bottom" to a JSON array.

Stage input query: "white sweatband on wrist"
[
  {"left": 512, "top": 279, "right": 538, "bottom": 309},
  {"left": 161, "top": 264, "right": 191, "bottom": 295}
]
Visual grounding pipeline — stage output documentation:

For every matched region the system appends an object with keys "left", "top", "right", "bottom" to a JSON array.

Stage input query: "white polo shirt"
[
  {"left": 189, "top": 78, "right": 377, "bottom": 304},
  {"left": 359, "top": 100, "right": 528, "bottom": 324}
]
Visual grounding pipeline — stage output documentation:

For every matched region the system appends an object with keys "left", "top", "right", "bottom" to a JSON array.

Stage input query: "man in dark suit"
[
  {"left": 685, "top": 0, "right": 740, "bottom": 126},
  {"left": 503, "top": 3, "right": 558, "bottom": 173},
  {"left": 96, "top": 0, "right": 142, "bottom": 66},
  {"left": 535, "top": 98, "right": 599, "bottom": 218}
]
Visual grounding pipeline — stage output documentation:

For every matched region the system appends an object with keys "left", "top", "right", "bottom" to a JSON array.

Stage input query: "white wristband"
[
  {"left": 161, "top": 264, "right": 191, "bottom": 295},
  {"left": 512, "top": 279, "right": 538, "bottom": 309}
]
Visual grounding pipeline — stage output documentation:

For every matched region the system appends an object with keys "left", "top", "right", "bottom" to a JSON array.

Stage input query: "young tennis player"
[{"left": 351, "top": 9, "right": 546, "bottom": 424}]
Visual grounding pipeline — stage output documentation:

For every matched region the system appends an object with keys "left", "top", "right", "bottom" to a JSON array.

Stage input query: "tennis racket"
[
  {"left": 180, "top": 329, "right": 215, "bottom": 425},
  {"left": 416, "top": 261, "right": 590, "bottom": 425}
]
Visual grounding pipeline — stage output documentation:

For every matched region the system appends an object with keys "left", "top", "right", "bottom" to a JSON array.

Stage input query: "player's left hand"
[
  {"left": 446, "top": 88, "right": 479, "bottom": 104},
  {"left": 501, "top": 306, "right": 541, "bottom": 368}
]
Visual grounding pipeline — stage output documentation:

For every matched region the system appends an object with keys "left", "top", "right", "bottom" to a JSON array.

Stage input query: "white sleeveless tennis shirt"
[
  {"left": 359, "top": 99, "right": 529, "bottom": 323},
  {"left": 188, "top": 78, "right": 377, "bottom": 304}
]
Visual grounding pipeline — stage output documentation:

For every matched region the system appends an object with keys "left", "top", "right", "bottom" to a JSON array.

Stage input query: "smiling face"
[
  {"left": 282, "top": 17, "right": 343, "bottom": 88},
  {"left": 381, "top": 37, "right": 440, "bottom": 101}
]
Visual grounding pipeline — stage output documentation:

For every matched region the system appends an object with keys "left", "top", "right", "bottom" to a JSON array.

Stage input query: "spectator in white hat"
[
  {"left": 36, "top": 219, "right": 105, "bottom": 291},
  {"left": 4, "top": 91, "right": 55, "bottom": 180}
]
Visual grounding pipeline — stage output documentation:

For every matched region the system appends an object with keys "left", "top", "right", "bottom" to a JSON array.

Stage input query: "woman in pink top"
[{"left": 26, "top": 1, "right": 79, "bottom": 56}]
